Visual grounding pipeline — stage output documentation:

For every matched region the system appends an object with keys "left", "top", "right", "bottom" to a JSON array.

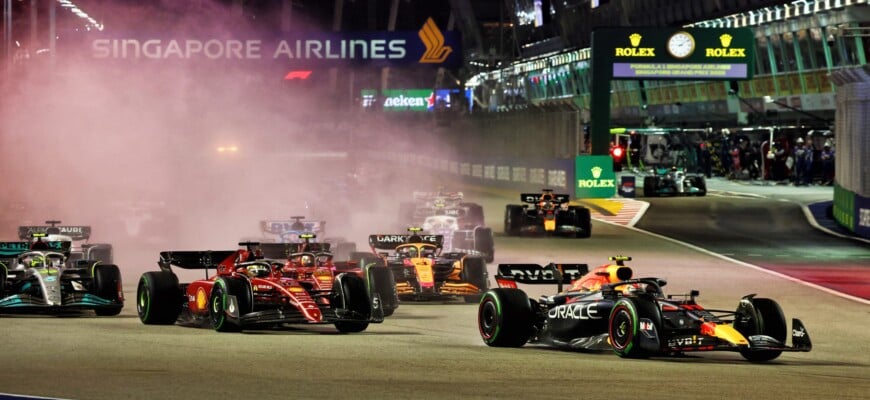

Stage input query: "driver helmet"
[
  {"left": 246, "top": 264, "right": 270, "bottom": 278},
  {"left": 28, "top": 254, "right": 46, "bottom": 268},
  {"left": 406, "top": 247, "right": 419, "bottom": 258},
  {"left": 300, "top": 254, "right": 314, "bottom": 267}
]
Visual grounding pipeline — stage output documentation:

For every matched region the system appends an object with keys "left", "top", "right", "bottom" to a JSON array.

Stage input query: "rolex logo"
[
  {"left": 591, "top": 166, "right": 603, "bottom": 179},
  {"left": 629, "top": 33, "right": 642, "bottom": 47},
  {"left": 719, "top": 34, "right": 732, "bottom": 47}
]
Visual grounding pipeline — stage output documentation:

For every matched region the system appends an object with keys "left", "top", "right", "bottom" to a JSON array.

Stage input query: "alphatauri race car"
[
  {"left": 504, "top": 189, "right": 591, "bottom": 238},
  {"left": 643, "top": 167, "right": 707, "bottom": 197},
  {"left": 363, "top": 229, "right": 488, "bottom": 303},
  {"left": 398, "top": 191, "right": 494, "bottom": 262},
  {"left": 478, "top": 256, "right": 811, "bottom": 362},
  {"left": 259, "top": 216, "right": 357, "bottom": 261},
  {"left": 0, "top": 234, "right": 123, "bottom": 315},
  {"left": 136, "top": 242, "right": 390, "bottom": 333}
]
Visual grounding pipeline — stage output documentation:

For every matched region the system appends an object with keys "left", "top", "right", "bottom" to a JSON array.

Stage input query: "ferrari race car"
[
  {"left": 260, "top": 216, "right": 357, "bottom": 261},
  {"left": 643, "top": 167, "right": 707, "bottom": 197},
  {"left": 0, "top": 234, "right": 123, "bottom": 315},
  {"left": 136, "top": 241, "right": 391, "bottom": 332},
  {"left": 363, "top": 229, "right": 488, "bottom": 303},
  {"left": 398, "top": 191, "right": 494, "bottom": 262},
  {"left": 504, "top": 189, "right": 591, "bottom": 238},
  {"left": 18, "top": 220, "right": 114, "bottom": 264},
  {"left": 478, "top": 256, "right": 812, "bottom": 362}
]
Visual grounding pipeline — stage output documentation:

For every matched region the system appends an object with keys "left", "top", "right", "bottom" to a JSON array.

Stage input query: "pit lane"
[{"left": 1, "top": 192, "right": 868, "bottom": 400}]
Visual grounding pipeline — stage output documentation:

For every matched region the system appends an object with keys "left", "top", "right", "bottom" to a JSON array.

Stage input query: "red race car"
[{"left": 136, "top": 241, "right": 390, "bottom": 333}]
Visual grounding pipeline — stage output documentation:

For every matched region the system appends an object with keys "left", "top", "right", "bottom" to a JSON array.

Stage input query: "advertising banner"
[{"left": 575, "top": 155, "right": 616, "bottom": 198}]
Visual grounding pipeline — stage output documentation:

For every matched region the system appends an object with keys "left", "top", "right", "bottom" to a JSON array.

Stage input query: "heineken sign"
[
  {"left": 367, "top": 89, "right": 435, "bottom": 111},
  {"left": 575, "top": 155, "right": 616, "bottom": 198}
]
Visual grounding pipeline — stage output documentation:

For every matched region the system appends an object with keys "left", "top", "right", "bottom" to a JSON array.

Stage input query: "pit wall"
[{"left": 831, "top": 67, "right": 870, "bottom": 239}]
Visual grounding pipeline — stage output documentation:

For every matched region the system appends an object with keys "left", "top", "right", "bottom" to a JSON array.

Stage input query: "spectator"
[
  {"left": 820, "top": 140, "right": 835, "bottom": 186},
  {"left": 699, "top": 142, "right": 712, "bottom": 178},
  {"left": 793, "top": 138, "right": 813, "bottom": 186}
]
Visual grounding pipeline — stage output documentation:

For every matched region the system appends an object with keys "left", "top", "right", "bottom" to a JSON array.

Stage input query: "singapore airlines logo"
[{"left": 418, "top": 18, "right": 452, "bottom": 63}]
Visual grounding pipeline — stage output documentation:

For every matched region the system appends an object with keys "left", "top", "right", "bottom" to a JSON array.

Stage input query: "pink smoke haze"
[{"left": 0, "top": 1, "right": 457, "bottom": 274}]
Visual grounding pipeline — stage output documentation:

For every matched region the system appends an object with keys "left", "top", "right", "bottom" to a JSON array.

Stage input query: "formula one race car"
[
  {"left": 478, "top": 256, "right": 812, "bottom": 362},
  {"left": 136, "top": 242, "right": 389, "bottom": 332},
  {"left": 364, "top": 229, "right": 488, "bottom": 303},
  {"left": 504, "top": 189, "right": 591, "bottom": 238},
  {"left": 0, "top": 234, "right": 123, "bottom": 315},
  {"left": 643, "top": 166, "right": 707, "bottom": 197},
  {"left": 256, "top": 236, "right": 399, "bottom": 317},
  {"left": 18, "top": 220, "right": 114, "bottom": 264},
  {"left": 260, "top": 216, "right": 357, "bottom": 261},
  {"left": 398, "top": 191, "right": 494, "bottom": 262}
]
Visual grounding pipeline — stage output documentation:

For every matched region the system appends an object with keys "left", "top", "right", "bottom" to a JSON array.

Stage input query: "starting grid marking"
[{"left": 587, "top": 198, "right": 650, "bottom": 227}]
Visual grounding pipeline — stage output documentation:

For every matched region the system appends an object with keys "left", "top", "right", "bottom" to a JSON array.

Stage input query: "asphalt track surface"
[{"left": 2, "top": 191, "right": 869, "bottom": 400}]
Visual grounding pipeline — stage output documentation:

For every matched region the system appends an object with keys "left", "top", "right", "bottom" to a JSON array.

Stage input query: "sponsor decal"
[
  {"left": 793, "top": 326, "right": 807, "bottom": 338},
  {"left": 859, "top": 208, "right": 870, "bottom": 228},
  {"left": 288, "top": 287, "right": 305, "bottom": 293},
  {"left": 256, "top": 285, "right": 272, "bottom": 291},
  {"left": 639, "top": 320, "right": 653, "bottom": 331},
  {"left": 196, "top": 287, "right": 207, "bottom": 310},
  {"left": 548, "top": 303, "right": 601, "bottom": 320},
  {"left": 704, "top": 34, "right": 746, "bottom": 58},
  {"left": 418, "top": 18, "right": 453, "bottom": 63},
  {"left": 667, "top": 335, "right": 706, "bottom": 347},
  {"left": 615, "top": 33, "right": 655, "bottom": 57}
]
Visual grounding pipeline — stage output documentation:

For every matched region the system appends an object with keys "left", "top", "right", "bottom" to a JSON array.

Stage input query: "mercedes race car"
[
  {"left": 398, "top": 191, "right": 494, "bottom": 262},
  {"left": 643, "top": 167, "right": 707, "bottom": 197},
  {"left": 504, "top": 189, "right": 591, "bottom": 238},
  {"left": 364, "top": 229, "right": 488, "bottom": 303},
  {"left": 260, "top": 216, "right": 357, "bottom": 261},
  {"left": 136, "top": 242, "right": 390, "bottom": 333},
  {"left": 18, "top": 220, "right": 114, "bottom": 264},
  {"left": 0, "top": 234, "right": 123, "bottom": 315},
  {"left": 478, "top": 256, "right": 811, "bottom": 362}
]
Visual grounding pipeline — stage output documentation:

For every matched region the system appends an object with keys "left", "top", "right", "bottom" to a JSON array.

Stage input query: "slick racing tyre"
[
  {"left": 333, "top": 273, "right": 372, "bottom": 333},
  {"left": 608, "top": 297, "right": 661, "bottom": 358},
  {"left": 92, "top": 264, "right": 123, "bottom": 316},
  {"left": 209, "top": 277, "right": 253, "bottom": 333},
  {"left": 478, "top": 289, "right": 535, "bottom": 347},
  {"left": 504, "top": 205, "right": 525, "bottom": 236},
  {"left": 570, "top": 206, "right": 592, "bottom": 239},
  {"left": 735, "top": 297, "right": 787, "bottom": 362},
  {"left": 137, "top": 271, "right": 183, "bottom": 325},
  {"left": 462, "top": 203, "right": 486, "bottom": 227},
  {"left": 367, "top": 266, "right": 398, "bottom": 317},
  {"left": 473, "top": 227, "right": 495, "bottom": 263},
  {"left": 461, "top": 257, "right": 488, "bottom": 303},
  {"left": 644, "top": 177, "right": 658, "bottom": 197}
]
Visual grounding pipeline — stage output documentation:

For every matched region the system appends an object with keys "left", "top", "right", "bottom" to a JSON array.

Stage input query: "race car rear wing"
[
  {"left": 258, "top": 242, "right": 331, "bottom": 259},
  {"left": 496, "top": 263, "right": 589, "bottom": 292},
  {"left": 521, "top": 193, "right": 571, "bottom": 204},
  {"left": 18, "top": 225, "right": 92, "bottom": 241},
  {"left": 158, "top": 250, "right": 237, "bottom": 271},
  {"left": 368, "top": 234, "right": 443, "bottom": 250},
  {"left": 261, "top": 219, "right": 324, "bottom": 235}
]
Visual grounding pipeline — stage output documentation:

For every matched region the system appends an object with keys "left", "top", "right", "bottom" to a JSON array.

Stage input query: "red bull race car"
[
  {"left": 136, "top": 241, "right": 390, "bottom": 333},
  {"left": 504, "top": 189, "right": 591, "bottom": 238},
  {"left": 363, "top": 229, "right": 488, "bottom": 303},
  {"left": 478, "top": 256, "right": 812, "bottom": 362}
]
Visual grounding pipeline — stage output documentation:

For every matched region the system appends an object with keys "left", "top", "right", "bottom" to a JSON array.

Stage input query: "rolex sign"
[{"left": 575, "top": 155, "right": 617, "bottom": 198}]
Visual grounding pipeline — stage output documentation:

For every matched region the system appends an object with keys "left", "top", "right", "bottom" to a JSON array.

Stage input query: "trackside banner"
[{"left": 89, "top": 18, "right": 462, "bottom": 67}]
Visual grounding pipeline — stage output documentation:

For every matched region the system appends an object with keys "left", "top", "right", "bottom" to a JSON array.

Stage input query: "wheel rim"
[
  {"left": 611, "top": 308, "right": 633, "bottom": 350},
  {"left": 479, "top": 299, "right": 498, "bottom": 340},
  {"left": 211, "top": 286, "right": 224, "bottom": 327},
  {"left": 137, "top": 280, "right": 149, "bottom": 320}
]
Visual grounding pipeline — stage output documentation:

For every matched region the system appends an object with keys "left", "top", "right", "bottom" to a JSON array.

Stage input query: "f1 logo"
[
  {"left": 418, "top": 18, "right": 452, "bottom": 63},
  {"left": 284, "top": 70, "right": 313, "bottom": 80}
]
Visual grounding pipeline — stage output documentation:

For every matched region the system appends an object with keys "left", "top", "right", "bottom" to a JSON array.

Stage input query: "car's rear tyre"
[
  {"left": 461, "top": 257, "right": 488, "bottom": 300},
  {"left": 462, "top": 203, "right": 486, "bottom": 227},
  {"left": 478, "top": 289, "right": 535, "bottom": 347},
  {"left": 735, "top": 297, "right": 787, "bottom": 362},
  {"left": 367, "top": 266, "right": 398, "bottom": 317},
  {"left": 137, "top": 271, "right": 183, "bottom": 325},
  {"left": 93, "top": 264, "right": 123, "bottom": 316},
  {"left": 473, "top": 227, "right": 495, "bottom": 263},
  {"left": 571, "top": 207, "right": 592, "bottom": 238},
  {"left": 644, "top": 177, "right": 658, "bottom": 197},
  {"left": 209, "top": 277, "right": 253, "bottom": 332},
  {"left": 609, "top": 297, "right": 661, "bottom": 358},
  {"left": 504, "top": 205, "right": 525, "bottom": 236},
  {"left": 333, "top": 273, "right": 371, "bottom": 333}
]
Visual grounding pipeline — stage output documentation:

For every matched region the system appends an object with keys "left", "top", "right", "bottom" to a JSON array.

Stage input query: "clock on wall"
[{"left": 667, "top": 31, "right": 696, "bottom": 59}]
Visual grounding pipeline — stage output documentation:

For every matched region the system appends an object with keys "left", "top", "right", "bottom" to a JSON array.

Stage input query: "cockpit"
[{"left": 18, "top": 251, "right": 65, "bottom": 270}]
